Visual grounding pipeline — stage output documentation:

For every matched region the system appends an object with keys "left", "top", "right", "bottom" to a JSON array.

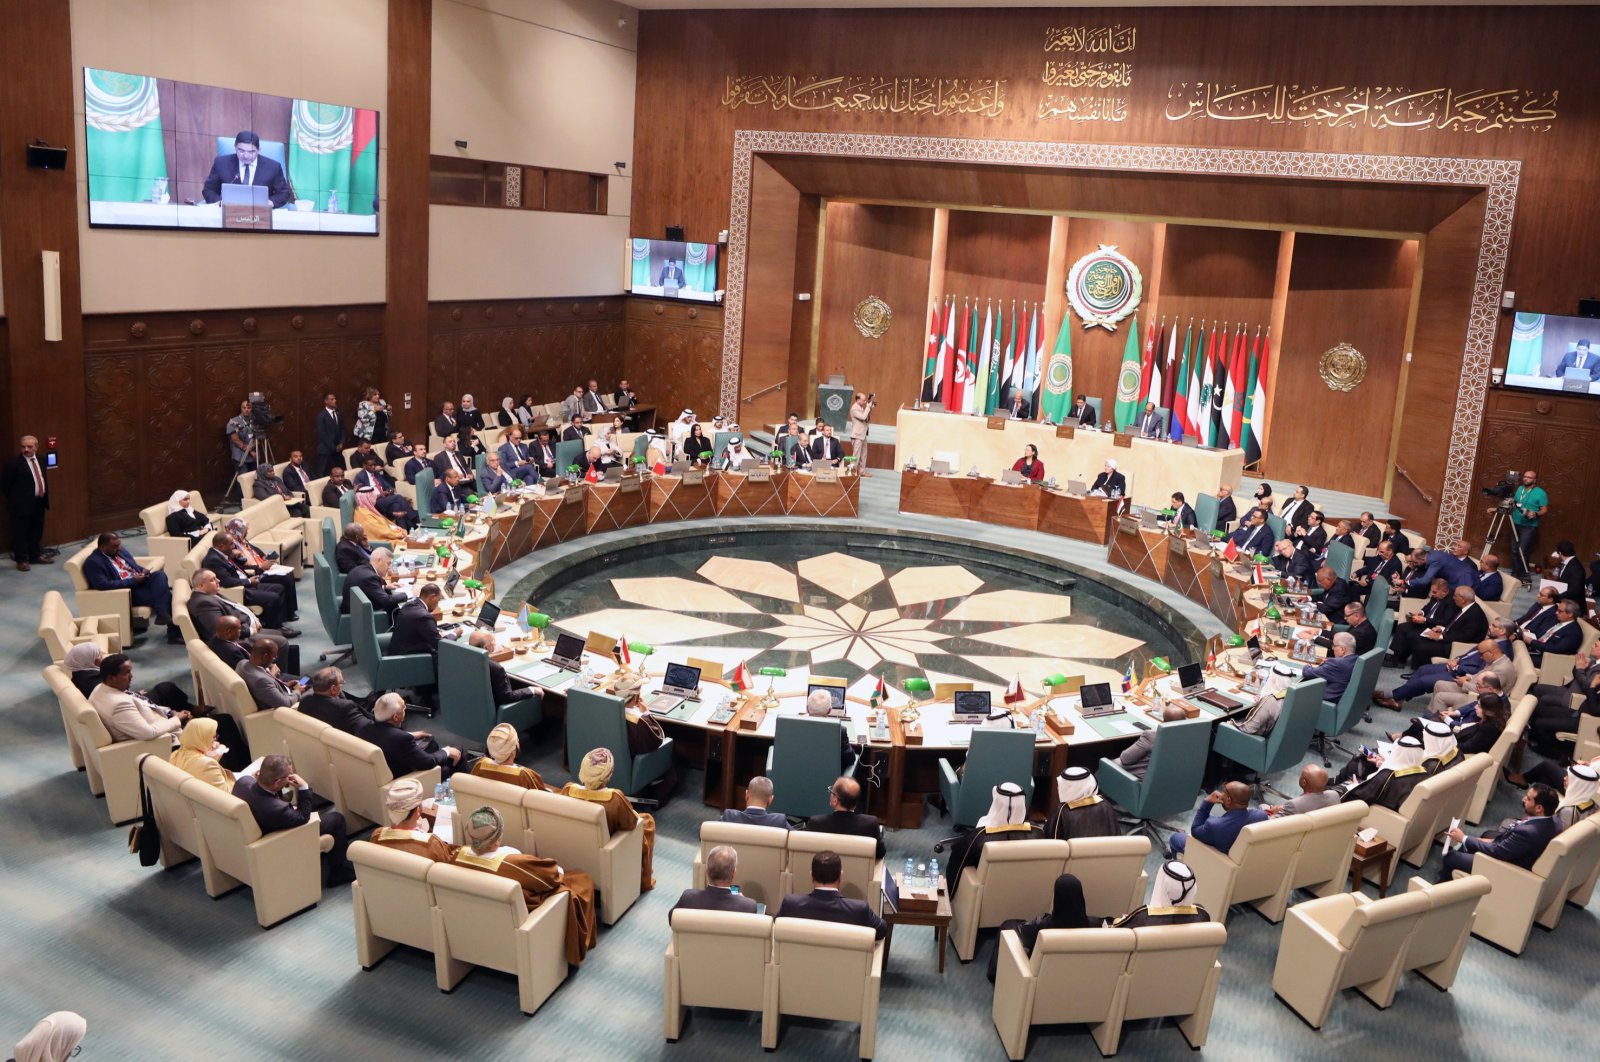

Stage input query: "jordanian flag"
[
  {"left": 84, "top": 69, "right": 167, "bottom": 202},
  {"left": 289, "top": 101, "right": 378, "bottom": 214}
]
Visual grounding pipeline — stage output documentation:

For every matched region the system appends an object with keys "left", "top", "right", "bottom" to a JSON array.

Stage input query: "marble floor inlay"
[
  {"left": 611, "top": 576, "right": 760, "bottom": 614},
  {"left": 888, "top": 564, "right": 985, "bottom": 606},
  {"left": 796, "top": 551, "right": 885, "bottom": 600},
  {"left": 697, "top": 556, "right": 801, "bottom": 602}
]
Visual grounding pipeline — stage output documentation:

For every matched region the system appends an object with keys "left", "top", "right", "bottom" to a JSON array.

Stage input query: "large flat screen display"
[
  {"left": 84, "top": 67, "right": 378, "bottom": 236},
  {"left": 627, "top": 238, "right": 718, "bottom": 302},
  {"left": 1504, "top": 311, "right": 1600, "bottom": 395}
]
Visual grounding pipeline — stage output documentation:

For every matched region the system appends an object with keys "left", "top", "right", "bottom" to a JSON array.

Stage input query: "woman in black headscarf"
[{"left": 988, "top": 873, "right": 1092, "bottom": 982}]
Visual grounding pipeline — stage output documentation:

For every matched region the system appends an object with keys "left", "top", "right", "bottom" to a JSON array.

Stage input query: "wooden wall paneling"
[
  {"left": 739, "top": 157, "right": 803, "bottom": 426},
  {"left": 1158, "top": 225, "right": 1280, "bottom": 334},
  {"left": 624, "top": 299, "right": 725, "bottom": 421},
  {"left": 0, "top": 0, "right": 89, "bottom": 544},
  {"left": 1039, "top": 215, "right": 1072, "bottom": 420},
  {"left": 1269, "top": 234, "right": 1416, "bottom": 497},
  {"left": 386, "top": 0, "right": 433, "bottom": 426},
  {"left": 1260, "top": 231, "right": 1295, "bottom": 474},
  {"left": 0, "top": 320, "right": 8, "bottom": 553},
  {"left": 1060, "top": 218, "right": 1159, "bottom": 410},
  {"left": 814, "top": 202, "right": 934, "bottom": 417},
  {"left": 942, "top": 210, "right": 1052, "bottom": 307},
  {"left": 787, "top": 194, "right": 823, "bottom": 420},
  {"left": 1466, "top": 391, "right": 1600, "bottom": 560}
]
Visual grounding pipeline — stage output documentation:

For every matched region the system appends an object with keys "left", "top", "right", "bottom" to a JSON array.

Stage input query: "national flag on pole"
[
  {"left": 1244, "top": 330, "right": 1269, "bottom": 465},
  {"left": 84, "top": 69, "right": 169, "bottom": 203},
  {"left": 1023, "top": 305, "right": 1043, "bottom": 413},
  {"left": 940, "top": 300, "right": 960, "bottom": 406},
  {"left": 1199, "top": 325, "right": 1218, "bottom": 446},
  {"left": 1172, "top": 322, "right": 1193, "bottom": 440},
  {"left": 921, "top": 302, "right": 942, "bottom": 402},
  {"left": 516, "top": 604, "right": 531, "bottom": 631},
  {"left": 1223, "top": 538, "right": 1240, "bottom": 562},
  {"left": 1160, "top": 321, "right": 1179, "bottom": 425},
  {"left": 1000, "top": 302, "right": 1021, "bottom": 411},
  {"left": 1039, "top": 306, "right": 1075, "bottom": 423},
  {"left": 1137, "top": 320, "right": 1157, "bottom": 407},
  {"left": 1252, "top": 560, "right": 1266, "bottom": 585},
  {"left": 984, "top": 304, "right": 1004, "bottom": 415},
  {"left": 1208, "top": 325, "right": 1227, "bottom": 447},
  {"left": 951, "top": 301, "right": 972, "bottom": 411},
  {"left": 1228, "top": 327, "right": 1248, "bottom": 445},
  {"left": 970, "top": 302, "right": 992, "bottom": 416},
  {"left": 1004, "top": 675, "right": 1025, "bottom": 704},
  {"left": 1186, "top": 322, "right": 1207, "bottom": 443},
  {"left": 731, "top": 660, "right": 753, "bottom": 692},
  {"left": 1146, "top": 321, "right": 1165, "bottom": 415},
  {"left": 1220, "top": 326, "right": 1241, "bottom": 448},
  {"left": 1113, "top": 315, "right": 1143, "bottom": 430},
  {"left": 619, "top": 636, "right": 631, "bottom": 666},
  {"left": 1121, "top": 662, "right": 1134, "bottom": 693},
  {"left": 870, "top": 674, "right": 888, "bottom": 709}
]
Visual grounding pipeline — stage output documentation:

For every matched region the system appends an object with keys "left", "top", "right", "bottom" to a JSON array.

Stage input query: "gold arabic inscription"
[
  {"left": 721, "top": 75, "right": 1006, "bottom": 117},
  {"left": 1165, "top": 82, "right": 1558, "bottom": 133}
]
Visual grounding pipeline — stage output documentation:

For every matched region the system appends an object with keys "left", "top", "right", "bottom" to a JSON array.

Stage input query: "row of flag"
[{"left": 919, "top": 297, "right": 1270, "bottom": 465}]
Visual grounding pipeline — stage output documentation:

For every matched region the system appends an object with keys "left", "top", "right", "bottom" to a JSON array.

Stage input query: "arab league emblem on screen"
[{"left": 1066, "top": 245, "right": 1142, "bottom": 331}]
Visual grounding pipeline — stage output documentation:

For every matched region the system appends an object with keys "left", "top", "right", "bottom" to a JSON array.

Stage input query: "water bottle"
[
  {"left": 443, "top": 779, "right": 455, "bottom": 806},
  {"left": 433, "top": 783, "right": 445, "bottom": 804},
  {"left": 904, "top": 857, "right": 915, "bottom": 884},
  {"left": 1035, "top": 710, "right": 1046, "bottom": 736},
  {"left": 929, "top": 856, "right": 941, "bottom": 887},
  {"left": 327, "top": 188, "right": 340, "bottom": 213}
]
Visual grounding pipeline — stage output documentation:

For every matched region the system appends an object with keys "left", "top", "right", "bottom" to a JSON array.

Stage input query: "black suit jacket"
[
  {"left": 188, "top": 591, "right": 257, "bottom": 641},
  {"left": 297, "top": 692, "right": 372, "bottom": 734},
  {"left": 357, "top": 718, "right": 451, "bottom": 776},
  {"left": 1517, "top": 604, "right": 1558, "bottom": 637},
  {"left": 1137, "top": 412, "right": 1166, "bottom": 438},
  {"left": 775, "top": 889, "right": 886, "bottom": 939},
  {"left": 1070, "top": 402, "right": 1095, "bottom": 427},
  {"left": 1173, "top": 503, "right": 1197, "bottom": 529},
  {"left": 334, "top": 538, "right": 370, "bottom": 575},
  {"left": 1274, "top": 550, "right": 1316, "bottom": 583},
  {"left": 720, "top": 807, "right": 791, "bottom": 829},
  {"left": 207, "top": 636, "right": 250, "bottom": 669},
  {"left": 1438, "top": 601, "right": 1489, "bottom": 644},
  {"left": 233, "top": 776, "right": 318, "bottom": 833},
  {"left": 1359, "top": 555, "right": 1401, "bottom": 585},
  {"left": 1090, "top": 471, "right": 1126, "bottom": 496},
  {"left": 342, "top": 562, "right": 405, "bottom": 614},
  {"left": 387, "top": 598, "right": 441, "bottom": 658},
  {"left": 1347, "top": 619, "right": 1378, "bottom": 655},
  {"left": 202, "top": 153, "right": 290, "bottom": 207},
  {"left": 434, "top": 414, "right": 460, "bottom": 438},
  {"left": 1360, "top": 524, "right": 1383, "bottom": 549},
  {"left": 458, "top": 408, "right": 485, "bottom": 431},
  {"left": 316, "top": 408, "right": 344, "bottom": 455},
  {"left": 202, "top": 547, "right": 252, "bottom": 590},
  {"left": 0, "top": 453, "right": 49, "bottom": 512},
  {"left": 1316, "top": 577, "right": 1357, "bottom": 619},
  {"left": 1556, "top": 559, "right": 1587, "bottom": 606},
  {"left": 488, "top": 659, "right": 536, "bottom": 705},
  {"left": 1301, "top": 525, "right": 1328, "bottom": 554},
  {"left": 671, "top": 886, "right": 759, "bottom": 915},
  {"left": 803, "top": 810, "right": 886, "bottom": 858},
  {"left": 811, "top": 436, "right": 845, "bottom": 461},
  {"left": 1214, "top": 496, "right": 1236, "bottom": 530},
  {"left": 1280, "top": 498, "right": 1313, "bottom": 530},
  {"left": 322, "top": 481, "right": 352, "bottom": 508},
  {"left": 282, "top": 463, "right": 313, "bottom": 497}
]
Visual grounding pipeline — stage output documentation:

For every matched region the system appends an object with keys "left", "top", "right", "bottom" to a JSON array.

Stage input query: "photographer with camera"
[
  {"left": 226, "top": 398, "right": 258, "bottom": 475},
  {"left": 1497, "top": 469, "right": 1547, "bottom": 581},
  {"left": 850, "top": 391, "right": 876, "bottom": 475}
]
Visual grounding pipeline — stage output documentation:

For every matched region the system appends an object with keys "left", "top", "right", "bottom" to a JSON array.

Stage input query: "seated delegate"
[{"left": 1010, "top": 444, "right": 1044, "bottom": 482}]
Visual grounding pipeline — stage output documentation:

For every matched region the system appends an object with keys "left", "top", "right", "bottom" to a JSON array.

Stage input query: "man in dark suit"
[
  {"left": 1401, "top": 585, "right": 1489, "bottom": 670},
  {"left": 83, "top": 532, "right": 179, "bottom": 642},
  {"left": 320, "top": 465, "right": 354, "bottom": 508},
  {"left": 1554, "top": 338, "right": 1599, "bottom": 380},
  {"left": 670, "top": 845, "right": 761, "bottom": 916},
  {"left": 202, "top": 130, "right": 291, "bottom": 208},
  {"left": 561, "top": 413, "right": 587, "bottom": 444},
  {"left": 402, "top": 442, "right": 431, "bottom": 484},
  {"left": 1356, "top": 540, "right": 1401, "bottom": 589},
  {"left": 497, "top": 428, "right": 540, "bottom": 483},
  {"left": 1069, "top": 395, "right": 1095, "bottom": 427},
  {"left": 434, "top": 401, "right": 460, "bottom": 439},
  {"left": 1272, "top": 538, "right": 1316, "bottom": 584},
  {"left": 1279, "top": 485, "right": 1313, "bottom": 536},
  {"left": 1089, "top": 460, "right": 1125, "bottom": 497},
  {"left": 432, "top": 436, "right": 473, "bottom": 481},
  {"left": 314, "top": 393, "right": 344, "bottom": 478},
  {"left": 388, "top": 584, "right": 444, "bottom": 661},
  {"left": 1168, "top": 492, "right": 1197, "bottom": 531},
  {"left": 533, "top": 431, "right": 560, "bottom": 479},
  {"left": 1442, "top": 784, "right": 1560, "bottom": 875},
  {"left": 1517, "top": 586, "right": 1561, "bottom": 637},
  {"left": 1228, "top": 510, "right": 1273, "bottom": 557},
  {"left": 657, "top": 259, "right": 686, "bottom": 287},
  {"left": 252, "top": 461, "right": 309, "bottom": 518},
  {"left": 1005, "top": 391, "right": 1032, "bottom": 420},
  {"left": 187, "top": 569, "right": 293, "bottom": 660},
  {"left": 803, "top": 777, "right": 885, "bottom": 858},
  {"left": 775, "top": 851, "right": 886, "bottom": 938},
  {"left": 1523, "top": 598, "right": 1583, "bottom": 665},
  {"left": 281, "top": 449, "right": 314, "bottom": 499},
  {"left": 1136, "top": 402, "right": 1166, "bottom": 439},
  {"left": 341, "top": 549, "right": 407, "bottom": 614},
  {"left": 206, "top": 615, "right": 250, "bottom": 669},
  {"left": 612, "top": 380, "right": 638, "bottom": 410},
  {"left": 1313, "top": 566, "right": 1357, "bottom": 620},
  {"left": 466, "top": 630, "right": 543, "bottom": 708},
  {"left": 1, "top": 434, "right": 50, "bottom": 570},
  {"left": 358, "top": 692, "right": 461, "bottom": 777},
  {"left": 334, "top": 523, "right": 370, "bottom": 575},
  {"left": 1388, "top": 577, "right": 1458, "bottom": 666},
  {"left": 1355, "top": 512, "right": 1384, "bottom": 549},
  {"left": 719, "top": 775, "right": 791, "bottom": 829},
  {"left": 1550, "top": 541, "right": 1587, "bottom": 609},
  {"left": 1213, "top": 484, "right": 1237, "bottom": 532},
  {"left": 297, "top": 667, "right": 372, "bottom": 734},
  {"left": 384, "top": 431, "right": 411, "bottom": 464},
  {"left": 234, "top": 753, "right": 354, "bottom": 885},
  {"left": 203, "top": 531, "right": 290, "bottom": 631},
  {"left": 429, "top": 469, "right": 467, "bottom": 514},
  {"left": 1338, "top": 602, "right": 1378, "bottom": 655},
  {"left": 810, "top": 424, "right": 846, "bottom": 462},
  {"left": 1476, "top": 555, "right": 1506, "bottom": 603},
  {"left": 1298, "top": 510, "right": 1328, "bottom": 554}
]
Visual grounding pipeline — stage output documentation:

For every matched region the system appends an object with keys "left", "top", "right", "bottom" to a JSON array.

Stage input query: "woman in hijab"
[
  {"left": 987, "top": 873, "right": 1091, "bottom": 981},
  {"left": 558, "top": 747, "right": 656, "bottom": 890},
  {"left": 1112, "top": 860, "right": 1209, "bottom": 927},
  {"left": 1045, "top": 766, "right": 1120, "bottom": 840},
  {"left": 164, "top": 489, "right": 210, "bottom": 543},
  {"left": 224, "top": 517, "right": 298, "bottom": 621},
  {"left": 63, "top": 642, "right": 106, "bottom": 698},
  {"left": 170, "top": 716, "right": 234, "bottom": 793},
  {"left": 497, "top": 396, "right": 519, "bottom": 428},
  {"left": 11, "top": 1011, "right": 87, "bottom": 1062},
  {"left": 353, "top": 484, "right": 407, "bottom": 543},
  {"left": 946, "top": 782, "right": 1037, "bottom": 899},
  {"left": 470, "top": 723, "right": 549, "bottom": 790}
]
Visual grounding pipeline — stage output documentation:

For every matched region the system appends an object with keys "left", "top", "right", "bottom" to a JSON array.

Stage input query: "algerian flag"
[
  {"left": 84, "top": 69, "right": 167, "bottom": 203},
  {"left": 1112, "top": 315, "right": 1142, "bottom": 430},
  {"left": 1039, "top": 310, "right": 1074, "bottom": 423},
  {"left": 288, "top": 101, "right": 378, "bottom": 214}
]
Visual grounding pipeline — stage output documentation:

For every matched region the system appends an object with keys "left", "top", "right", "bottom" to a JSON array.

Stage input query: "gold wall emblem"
[
  {"left": 853, "top": 296, "right": 893, "bottom": 339},
  {"left": 1318, "top": 342, "right": 1368, "bottom": 392}
]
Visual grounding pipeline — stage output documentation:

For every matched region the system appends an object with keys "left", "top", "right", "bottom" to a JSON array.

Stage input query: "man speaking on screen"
[{"left": 202, "top": 130, "right": 290, "bottom": 208}]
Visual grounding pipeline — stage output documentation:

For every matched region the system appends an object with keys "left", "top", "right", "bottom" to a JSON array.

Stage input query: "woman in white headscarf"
[
  {"left": 947, "top": 782, "right": 1036, "bottom": 899},
  {"left": 1045, "top": 765, "right": 1120, "bottom": 840},
  {"left": 1113, "top": 859, "right": 1209, "bottom": 927},
  {"left": 63, "top": 642, "right": 106, "bottom": 698},
  {"left": 164, "top": 489, "right": 210, "bottom": 543},
  {"left": 497, "top": 396, "right": 519, "bottom": 428},
  {"left": 11, "top": 1011, "right": 86, "bottom": 1062},
  {"left": 1421, "top": 719, "right": 1461, "bottom": 770},
  {"left": 1555, "top": 763, "right": 1599, "bottom": 831}
]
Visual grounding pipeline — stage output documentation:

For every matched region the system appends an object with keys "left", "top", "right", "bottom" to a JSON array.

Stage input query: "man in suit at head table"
[
  {"left": 1068, "top": 394, "right": 1095, "bottom": 427},
  {"left": 1136, "top": 402, "right": 1166, "bottom": 439},
  {"left": 201, "top": 130, "right": 290, "bottom": 208},
  {"left": 669, "top": 845, "right": 760, "bottom": 916},
  {"left": 1554, "top": 338, "right": 1600, "bottom": 381},
  {"left": 1213, "top": 484, "right": 1238, "bottom": 532}
]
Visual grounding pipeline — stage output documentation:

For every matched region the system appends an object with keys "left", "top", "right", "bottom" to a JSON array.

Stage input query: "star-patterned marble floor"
[{"left": 520, "top": 541, "right": 1178, "bottom": 697}]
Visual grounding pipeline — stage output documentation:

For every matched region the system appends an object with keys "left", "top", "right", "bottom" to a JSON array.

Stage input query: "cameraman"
[
  {"left": 226, "top": 399, "right": 258, "bottom": 474},
  {"left": 849, "top": 391, "right": 876, "bottom": 475},
  {"left": 1507, "top": 469, "right": 1547, "bottom": 580}
]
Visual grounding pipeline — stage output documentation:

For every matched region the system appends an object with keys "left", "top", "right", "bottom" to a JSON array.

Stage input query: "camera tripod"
[
  {"left": 1481, "top": 498, "right": 1530, "bottom": 578},
  {"left": 223, "top": 430, "right": 276, "bottom": 511}
]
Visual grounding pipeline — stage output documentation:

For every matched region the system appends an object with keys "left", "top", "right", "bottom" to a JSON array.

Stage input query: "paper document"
[
  {"left": 266, "top": 564, "right": 295, "bottom": 577},
  {"left": 1441, "top": 816, "right": 1463, "bottom": 856}
]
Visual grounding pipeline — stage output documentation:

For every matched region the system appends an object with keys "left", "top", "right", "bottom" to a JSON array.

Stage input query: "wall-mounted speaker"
[
  {"left": 26, "top": 144, "right": 68, "bottom": 170},
  {"left": 665, "top": 225, "right": 685, "bottom": 242},
  {"left": 1579, "top": 298, "right": 1600, "bottom": 319}
]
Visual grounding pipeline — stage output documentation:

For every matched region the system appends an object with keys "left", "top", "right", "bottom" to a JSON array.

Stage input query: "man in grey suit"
[
  {"left": 719, "top": 775, "right": 790, "bottom": 829},
  {"left": 237, "top": 638, "right": 304, "bottom": 710},
  {"left": 1117, "top": 703, "right": 1188, "bottom": 779},
  {"left": 188, "top": 570, "right": 296, "bottom": 671},
  {"left": 559, "top": 386, "right": 586, "bottom": 425},
  {"left": 669, "top": 845, "right": 760, "bottom": 917},
  {"left": 1265, "top": 764, "right": 1339, "bottom": 817}
]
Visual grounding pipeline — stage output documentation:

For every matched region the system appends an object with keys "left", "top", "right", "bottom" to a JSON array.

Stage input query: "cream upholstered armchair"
[
  {"left": 1062, "top": 835, "right": 1154, "bottom": 922},
  {"left": 664, "top": 909, "right": 773, "bottom": 1041},
  {"left": 951, "top": 839, "right": 1069, "bottom": 962},
  {"left": 349, "top": 840, "right": 438, "bottom": 970},
  {"left": 784, "top": 829, "right": 883, "bottom": 915},
  {"left": 322, "top": 726, "right": 442, "bottom": 832},
  {"left": 1399, "top": 876, "right": 1492, "bottom": 993},
  {"left": 1464, "top": 693, "right": 1537, "bottom": 824},
  {"left": 691, "top": 821, "right": 789, "bottom": 910},
  {"left": 1286, "top": 800, "right": 1369, "bottom": 903},
  {"left": 273, "top": 707, "right": 344, "bottom": 818},
  {"left": 524, "top": 787, "right": 643, "bottom": 925},
  {"left": 183, "top": 774, "right": 324, "bottom": 928},
  {"left": 1185, "top": 814, "right": 1309, "bottom": 924},
  {"left": 1117, "top": 924, "right": 1228, "bottom": 1053},
  {"left": 764, "top": 918, "right": 883, "bottom": 1059},
  {"left": 1361, "top": 753, "right": 1490, "bottom": 876},
  {"left": 1271, "top": 888, "right": 1432, "bottom": 1028},
  {"left": 198, "top": 651, "right": 283, "bottom": 759},
  {"left": 1464, "top": 817, "right": 1600, "bottom": 954},
  {"left": 450, "top": 770, "right": 536, "bottom": 852},
  {"left": 38, "top": 590, "right": 120, "bottom": 664},
  {"left": 139, "top": 490, "right": 212, "bottom": 571},
  {"left": 47, "top": 665, "right": 169, "bottom": 824},
  {"left": 238, "top": 494, "right": 306, "bottom": 570},
  {"left": 42, "top": 663, "right": 87, "bottom": 772},
  {"left": 992, "top": 927, "right": 1135, "bottom": 1060},
  {"left": 65, "top": 541, "right": 167, "bottom": 646},
  {"left": 141, "top": 755, "right": 208, "bottom": 872},
  {"left": 427, "top": 860, "right": 571, "bottom": 1014}
]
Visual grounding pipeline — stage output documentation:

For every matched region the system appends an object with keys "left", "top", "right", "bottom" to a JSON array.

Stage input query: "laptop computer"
[
  {"left": 648, "top": 662, "right": 704, "bottom": 714},
  {"left": 1176, "top": 662, "right": 1206, "bottom": 696},
  {"left": 952, "top": 689, "right": 991, "bottom": 720},
  {"left": 1066, "top": 479, "right": 1087, "bottom": 495},
  {"left": 1001, "top": 469, "right": 1026, "bottom": 485},
  {"left": 805, "top": 682, "right": 847, "bottom": 717},
  {"left": 603, "top": 466, "right": 624, "bottom": 482},
  {"left": 444, "top": 570, "right": 461, "bottom": 598},
  {"left": 470, "top": 599, "right": 501, "bottom": 631},
  {"left": 220, "top": 183, "right": 270, "bottom": 208},
  {"left": 1079, "top": 681, "right": 1122, "bottom": 717},
  {"left": 542, "top": 632, "right": 586, "bottom": 671},
  {"left": 930, "top": 460, "right": 953, "bottom": 475}
]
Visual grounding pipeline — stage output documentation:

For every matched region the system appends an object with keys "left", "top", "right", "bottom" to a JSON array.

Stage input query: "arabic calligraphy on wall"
[
  {"left": 721, "top": 75, "right": 1007, "bottom": 117},
  {"left": 1045, "top": 25, "right": 1136, "bottom": 54},
  {"left": 1165, "top": 82, "right": 1558, "bottom": 133},
  {"left": 1039, "top": 25, "right": 1134, "bottom": 123}
]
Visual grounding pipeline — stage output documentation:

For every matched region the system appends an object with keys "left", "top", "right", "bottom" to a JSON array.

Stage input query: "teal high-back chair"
[
  {"left": 1153, "top": 407, "right": 1171, "bottom": 436},
  {"left": 1324, "top": 540, "right": 1355, "bottom": 581},
  {"left": 939, "top": 729, "right": 1038, "bottom": 828},
  {"left": 1083, "top": 396, "right": 1103, "bottom": 424},
  {"left": 1212, "top": 677, "right": 1327, "bottom": 784},
  {"left": 764, "top": 716, "right": 860, "bottom": 819},
  {"left": 1266, "top": 513, "right": 1287, "bottom": 541},
  {"left": 1366, "top": 576, "right": 1390, "bottom": 618},
  {"left": 1097, "top": 716, "right": 1212, "bottom": 836},
  {"left": 473, "top": 452, "right": 488, "bottom": 483},
  {"left": 1313, "top": 646, "right": 1386, "bottom": 763},
  {"left": 553, "top": 439, "right": 583, "bottom": 478},
  {"left": 780, "top": 434, "right": 799, "bottom": 456},
  {"left": 437, "top": 638, "right": 543, "bottom": 741},
  {"left": 312, "top": 553, "right": 354, "bottom": 667},
  {"left": 212, "top": 136, "right": 287, "bottom": 169},
  {"left": 338, "top": 489, "right": 357, "bottom": 529},
  {"left": 1195, "top": 493, "right": 1220, "bottom": 535},
  {"left": 414, "top": 467, "right": 436, "bottom": 518},
  {"left": 632, "top": 434, "right": 654, "bottom": 462},
  {"left": 565, "top": 687, "right": 675, "bottom": 797},
  {"left": 712, "top": 431, "right": 734, "bottom": 466},
  {"left": 320, "top": 516, "right": 338, "bottom": 560},
  {"left": 348, "top": 587, "right": 435, "bottom": 696},
  {"left": 1374, "top": 607, "right": 1395, "bottom": 648}
]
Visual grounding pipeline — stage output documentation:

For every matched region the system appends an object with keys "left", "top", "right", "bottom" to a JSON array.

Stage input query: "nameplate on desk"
[
  {"left": 1054, "top": 424, "right": 1075, "bottom": 440},
  {"left": 738, "top": 707, "right": 766, "bottom": 731},
  {"left": 619, "top": 478, "right": 641, "bottom": 494},
  {"left": 1112, "top": 433, "right": 1133, "bottom": 449},
  {"left": 986, "top": 416, "right": 1008, "bottom": 431},
  {"left": 1117, "top": 516, "right": 1139, "bottom": 534},
  {"left": 813, "top": 467, "right": 838, "bottom": 484},
  {"left": 682, "top": 468, "right": 705, "bottom": 486},
  {"left": 746, "top": 467, "right": 772, "bottom": 483},
  {"left": 563, "top": 485, "right": 584, "bottom": 504}
]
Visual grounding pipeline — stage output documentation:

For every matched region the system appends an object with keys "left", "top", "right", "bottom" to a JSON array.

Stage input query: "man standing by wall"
[
  {"left": 1508, "top": 469, "right": 1547, "bottom": 582},
  {"left": 1, "top": 435, "right": 51, "bottom": 571}
]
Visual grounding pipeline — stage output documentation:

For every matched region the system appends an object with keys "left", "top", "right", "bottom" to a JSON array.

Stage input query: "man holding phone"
[
  {"left": 237, "top": 638, "right": 306, "bottom": 710},
  {"left": 849, "top": 392, "right": 875, "bottom": 474}
]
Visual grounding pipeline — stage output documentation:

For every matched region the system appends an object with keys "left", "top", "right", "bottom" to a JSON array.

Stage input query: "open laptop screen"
[
  {"left": 663, "top": 663, "right": 702, "bottom": 691},
  {"left": 550, "top": 633, "right": 585, "bottom": 661}
]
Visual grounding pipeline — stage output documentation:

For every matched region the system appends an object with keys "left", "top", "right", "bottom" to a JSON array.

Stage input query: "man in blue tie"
[
  {"left": 1442, "top": 784, "right": 1560, "bottom": 875},
  {"left": 1228, "top": 509, "right": 1273, "bottom": 557}
]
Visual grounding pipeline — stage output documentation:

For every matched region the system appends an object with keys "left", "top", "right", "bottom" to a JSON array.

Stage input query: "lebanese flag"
[
  {"left": 731, "top": 660, "right": 753, "bottom": 692},
  {"left": 1186, "top": 323, "right": 1207, "bottom": 443},
  {"left": 1004, "top": 675, "right": 1025, "bottom": 704}
]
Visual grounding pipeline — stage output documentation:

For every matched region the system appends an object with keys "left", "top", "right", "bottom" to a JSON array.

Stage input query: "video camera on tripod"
[
  {"left": 1481, "top": 469, "right": 1518, "bottom": 510},
  {"left": 247, "top": 391, "right": 284, "bottom": 433}
]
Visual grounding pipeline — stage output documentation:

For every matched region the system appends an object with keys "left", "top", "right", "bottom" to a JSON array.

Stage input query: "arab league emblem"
[
  {"left": 1066, "top": 245, "right": 1142, "bottom": 331},
  {"left": 1047, "top": 349, "right": 1073, "bottom": 400},
  {"left": 853, "top": 296, "right": 892, "bottom": 339}
]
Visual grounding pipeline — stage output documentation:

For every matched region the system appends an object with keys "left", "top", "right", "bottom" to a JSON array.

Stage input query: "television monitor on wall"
[
  {"left": 83, "top": 67, "right": 379, "bottom": 236},
  {"left": 627, "top": 238, "right": 719, "bottom": 302},
  {"left": 1504, "top": 311, "right": 1600, "bottom": 395}
]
